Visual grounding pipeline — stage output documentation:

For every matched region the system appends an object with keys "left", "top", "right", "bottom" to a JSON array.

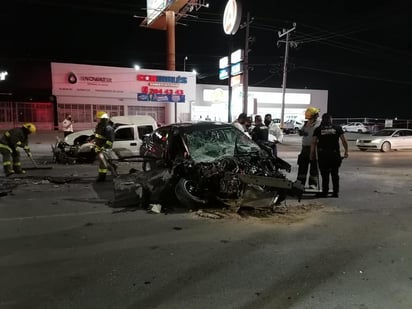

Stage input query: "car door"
[
  {"left": 113, "top": 125, "right": 139, "bottom": 157},
  {"left": 397, "top": 130, "right": 412, "bottom": 149}
]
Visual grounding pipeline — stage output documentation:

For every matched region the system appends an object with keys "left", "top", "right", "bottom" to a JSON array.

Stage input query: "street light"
[{"left": 183, "top": 56, "right": 188, "bottom": 71}]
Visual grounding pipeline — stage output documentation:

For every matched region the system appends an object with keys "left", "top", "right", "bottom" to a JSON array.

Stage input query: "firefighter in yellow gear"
[
  {"left": 0, "top": 123, "right": 36, "bottom": 176},
  {"left": 94, "top": 111, "right": 114, "bottom": 181},
  {"left": 297, "top": 107, "right": 321, "bottom": 189}
]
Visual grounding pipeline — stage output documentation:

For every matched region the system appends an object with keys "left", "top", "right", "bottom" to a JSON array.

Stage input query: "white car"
[
  {"left": 58, "top": 115, "right": 158, "bottom": 161},
  {"left": 356, "top": 128, "right": 412, "bottom": 152},
  {"left": 342, "top": 122, "right": 370, "bottom": 133}
]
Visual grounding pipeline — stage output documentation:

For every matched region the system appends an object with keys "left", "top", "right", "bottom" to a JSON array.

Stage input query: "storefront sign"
[
  {"left": 51, "top": 62, "right": 195, "bottom": 102},
  {"left": 223, "top": 0, "right": 242, "bottom": 35}
]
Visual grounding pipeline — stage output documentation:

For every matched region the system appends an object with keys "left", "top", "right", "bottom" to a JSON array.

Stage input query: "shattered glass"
[{"left": 185, "top": 127, "right": 262, "bottom": 162}]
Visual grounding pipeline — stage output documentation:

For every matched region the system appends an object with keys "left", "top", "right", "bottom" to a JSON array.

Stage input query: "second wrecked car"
[{"left": 113, "top": 122, "right": 304, "bottom": 210}]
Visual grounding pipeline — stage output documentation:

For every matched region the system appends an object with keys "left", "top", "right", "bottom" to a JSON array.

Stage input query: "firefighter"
[
  {"left": 297, "top": 107, "right": 321, "bottom": 189},
  {"left": 94, "top": 111, "right": 114, "bottom": 182},
  {"left": 0, "top": 123, "right": 36, "bottom": 176}
]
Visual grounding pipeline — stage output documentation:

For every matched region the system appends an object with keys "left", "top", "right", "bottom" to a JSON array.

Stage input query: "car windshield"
[
  {"left": 185, "top": 126, "right": 262, "bottom": 162},
  {"left": 372, "top": 129, "right": 396, "bottom": 136}
]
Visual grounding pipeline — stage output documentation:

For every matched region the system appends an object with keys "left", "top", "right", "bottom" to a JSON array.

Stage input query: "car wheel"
[
  {"left": 357, "top": 129, "right": 363, "bottom": 133},
  {"left": 380, "top": 142, "right": 391, "bottom": 152},
  {"left": 175, "top": 178, "right": 208, "bottom": 209}
]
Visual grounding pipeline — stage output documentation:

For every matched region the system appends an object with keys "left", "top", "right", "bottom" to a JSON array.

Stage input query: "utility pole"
[
  {"left": 278, "top": 23, "right": 296, "bottom": 129},
  {"left": 240, "top": 12, "right": 253, "bottom": 114}
]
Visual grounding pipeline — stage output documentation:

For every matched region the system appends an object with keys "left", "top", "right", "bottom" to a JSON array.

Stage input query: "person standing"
[
  {"left": 94, "top": 111, "right": 114, "bottom": 182},
  {"left": 251, "top": 115, "right": 268, "bottom": 145},
  {"left": 232, "top": 112, "right": 251, "bottom": 138},
  {"left": 62, "top": 114, "right": 74, "bottom": 137},
  {"left": 0, "top": 123, "right": 36, "bottom": 176},
  {"left": 310, "top": 113, "right": 349, "bottom": 197},
  {"left": 232, "top": 112, "right": 248, "bottom": 132},
  {"left": 297, "top": 107, "right": 321, "bottom": 189},
  {"left": 264, "top": 114, "right": 283, "bottom": 143}
]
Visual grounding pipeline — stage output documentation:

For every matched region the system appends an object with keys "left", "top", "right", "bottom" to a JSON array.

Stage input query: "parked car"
[
  {"left": 283, "top": 119, "right": 304, "bottom": 134},
  {"left": 356, "top": 128, "right": 412, "bottom": 152},
  {"left": 342, "top": 122, "right": 370, "bottom": 133},
  {"left": 52, "top": 115, "right": 157, "bottom": 163},
  {"left": 113, "top": 122, "right": 304, "bottom": 209}
]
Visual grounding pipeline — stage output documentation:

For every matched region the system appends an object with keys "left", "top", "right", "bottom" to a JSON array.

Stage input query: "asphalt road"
[{"left": 1, "top": 132, "right": 412, "bottom": 308}]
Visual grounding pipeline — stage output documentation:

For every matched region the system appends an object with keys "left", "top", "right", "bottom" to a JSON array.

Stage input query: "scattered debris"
[
  {"left": 193, "top": 201, "right": 325, "bottom": 224},
  {"left": 149, "top": 204, "right": 162, "bottom": 214}
]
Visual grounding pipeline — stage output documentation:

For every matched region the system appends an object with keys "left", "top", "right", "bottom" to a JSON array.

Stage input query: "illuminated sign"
[
  {"left": 219, "top": 68, "right": 230, "bottom": 80},
  {"left": 231, "top": 75, "right": 242, "bottom": 87},
  {"left": 146, "top": 0, "right": 174, "bottom": 25},
  {"left": 231, "top": 49, "right": 244, "bottom": 63},
  {"left": 230, "top": 62, "right": 242, "bottom": 76},
  {"left": 219, "top": 56, "right": 229, "bottom": 69},
  {"left": 223, "top": 0, "right": 242, "bottom": 35},
  {"left": 137, "top": 73, "right": 187, "bottom": 103},
  {"left": 136, "top": 74, "right": 187, "bottom": 84}
]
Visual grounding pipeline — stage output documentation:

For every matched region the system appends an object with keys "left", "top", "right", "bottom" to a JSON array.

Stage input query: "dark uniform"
[
  {"left": 0, "top": 126, "right": 33, "bottom": 176},
  {"left": 94, "top": 119, "right": 114, "bottom": 181},
  {"left": 251, "top": 123, "right": 269, "bottom": 145},
  {"left": 251, "top": 121, "right": 278, "bottom": 158},
  {"left": 313, "top": 123, "right": 345, "bottom": 196}
]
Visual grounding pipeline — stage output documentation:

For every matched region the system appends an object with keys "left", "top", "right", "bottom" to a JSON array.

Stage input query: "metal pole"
[
  {"left": 278, "top": 23, "right": 296, "bottom": 130},
  {"left": 228, "top": 37, "right": 233, "bottom": 123},
  {"left": 166, "top": 10, "right": 176, "bottom": 124},
  {"left": 242, "top": 12, "right": 251, "bottom": 114},
  {"left": 280, "top": 32, "right": 290, "bottom": 130}
]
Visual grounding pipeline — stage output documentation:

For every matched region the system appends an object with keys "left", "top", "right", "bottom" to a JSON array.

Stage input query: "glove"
[{"left": 24, "top": 146, "right": 32, "bottom": 157}]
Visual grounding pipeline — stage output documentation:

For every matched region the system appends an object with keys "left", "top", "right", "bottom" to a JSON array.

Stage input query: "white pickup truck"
[{"left": 63, "top": 115, "right": 158, "bottom": 158}]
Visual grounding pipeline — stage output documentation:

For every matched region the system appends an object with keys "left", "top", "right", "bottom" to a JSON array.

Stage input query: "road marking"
[{"left": 0, "top": 210, "right": 114, "bottom": 222}]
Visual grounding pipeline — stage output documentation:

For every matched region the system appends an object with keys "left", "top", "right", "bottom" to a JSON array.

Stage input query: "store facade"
[{"left": 0, "top": 62, "right": 328, "bottom": 130}]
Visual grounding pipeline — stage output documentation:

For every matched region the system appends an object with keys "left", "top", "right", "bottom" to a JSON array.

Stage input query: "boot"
[
  {"left": 13, "top": 166, "right": 26, "bottom": 174},
  {"left": 4, "top": 166, "right": 15, "bottom": 177},
  {"left": 96, "top": 173, "right": 106, "bottom": 182}
]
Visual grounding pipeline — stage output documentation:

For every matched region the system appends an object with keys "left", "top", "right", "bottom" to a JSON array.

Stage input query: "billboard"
[{"left": 146, "top": 0, "right": 174, "bottom": 25}]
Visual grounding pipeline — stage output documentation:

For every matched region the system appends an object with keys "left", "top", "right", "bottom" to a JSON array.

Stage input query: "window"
[
  {"left": 138, "top": 125, "right": 154, "bottom": 140},
  {"left": 115, "top": 127, "right": 134, "bottom": 141}
]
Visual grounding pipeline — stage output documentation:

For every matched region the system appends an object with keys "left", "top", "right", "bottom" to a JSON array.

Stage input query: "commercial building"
[{"left": 0, "top": 62, "right": 328, "bottom": 130}]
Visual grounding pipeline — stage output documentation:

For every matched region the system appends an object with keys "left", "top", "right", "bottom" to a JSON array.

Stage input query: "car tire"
[
  {"left": 381, "top": 142, "right": 391, "bottom": 152},
  {"left": 175, "top": 178, "right": 208, "bottom": 209},
  {"left": 357, "top": 129, "right": 363, "bottom": 133}
]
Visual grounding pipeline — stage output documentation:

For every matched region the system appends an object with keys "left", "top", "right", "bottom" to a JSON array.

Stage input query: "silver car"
[
  {"left": 342, "top": 122, "right": 370, "bottom": 133},
  {"left": 356, "top": 128, "right": 412, "bottom": 152}
]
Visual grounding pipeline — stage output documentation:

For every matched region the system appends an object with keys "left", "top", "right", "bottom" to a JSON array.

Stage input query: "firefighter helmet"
[
  {"left": 305, "top": 107, "right": 320, "bottom": 119},
  {"left": 96, "top": 111, "right": 109, "bottom": 119},
  {"left": 23, "top": 123, "right": 37, "bottom": 134}
]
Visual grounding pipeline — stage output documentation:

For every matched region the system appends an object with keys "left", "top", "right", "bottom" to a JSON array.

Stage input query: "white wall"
[{"left": 194, "top": 84, "right": 328, "bottom": 122}]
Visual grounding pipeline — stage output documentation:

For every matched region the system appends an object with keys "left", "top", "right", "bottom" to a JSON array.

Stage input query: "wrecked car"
[
  {"left": 113, "top": 122, "right": 304, "bottom": 210},
  {"left": 52, "top": 115, "right": 157, "bottom": 164}
]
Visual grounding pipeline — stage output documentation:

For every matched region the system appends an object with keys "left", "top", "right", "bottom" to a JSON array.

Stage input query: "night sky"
[{"left": 1, "top": 0, "right": 412, "bottom": 119}]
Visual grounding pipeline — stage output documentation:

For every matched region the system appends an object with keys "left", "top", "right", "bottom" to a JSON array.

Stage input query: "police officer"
[
  {"left": 94, "top": 111, "right": 114, "bottom": 182},
  {"left": 251, "top": 115, "right": 269, "bottom": 145},
  {"left": 297, "top": 107, "right": 321, "bottom": 189},
  {"left": 310, "top": 113, "right": 349, "bottom": 197},
  {"left": 0, "top": 123, "right": 36, "bottom": 176}
]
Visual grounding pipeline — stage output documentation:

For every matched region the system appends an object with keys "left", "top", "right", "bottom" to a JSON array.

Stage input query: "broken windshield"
[{"left": 185, "top": 126, "right": 261, "bottom": 162}]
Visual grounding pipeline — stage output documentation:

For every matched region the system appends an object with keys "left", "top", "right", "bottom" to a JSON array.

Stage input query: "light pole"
[
  {"left": 183, "top": 56, "right": 188, "bottom": 71},
  {"left": 278, "top": 23, "right": 296, "bottom": 130}
]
